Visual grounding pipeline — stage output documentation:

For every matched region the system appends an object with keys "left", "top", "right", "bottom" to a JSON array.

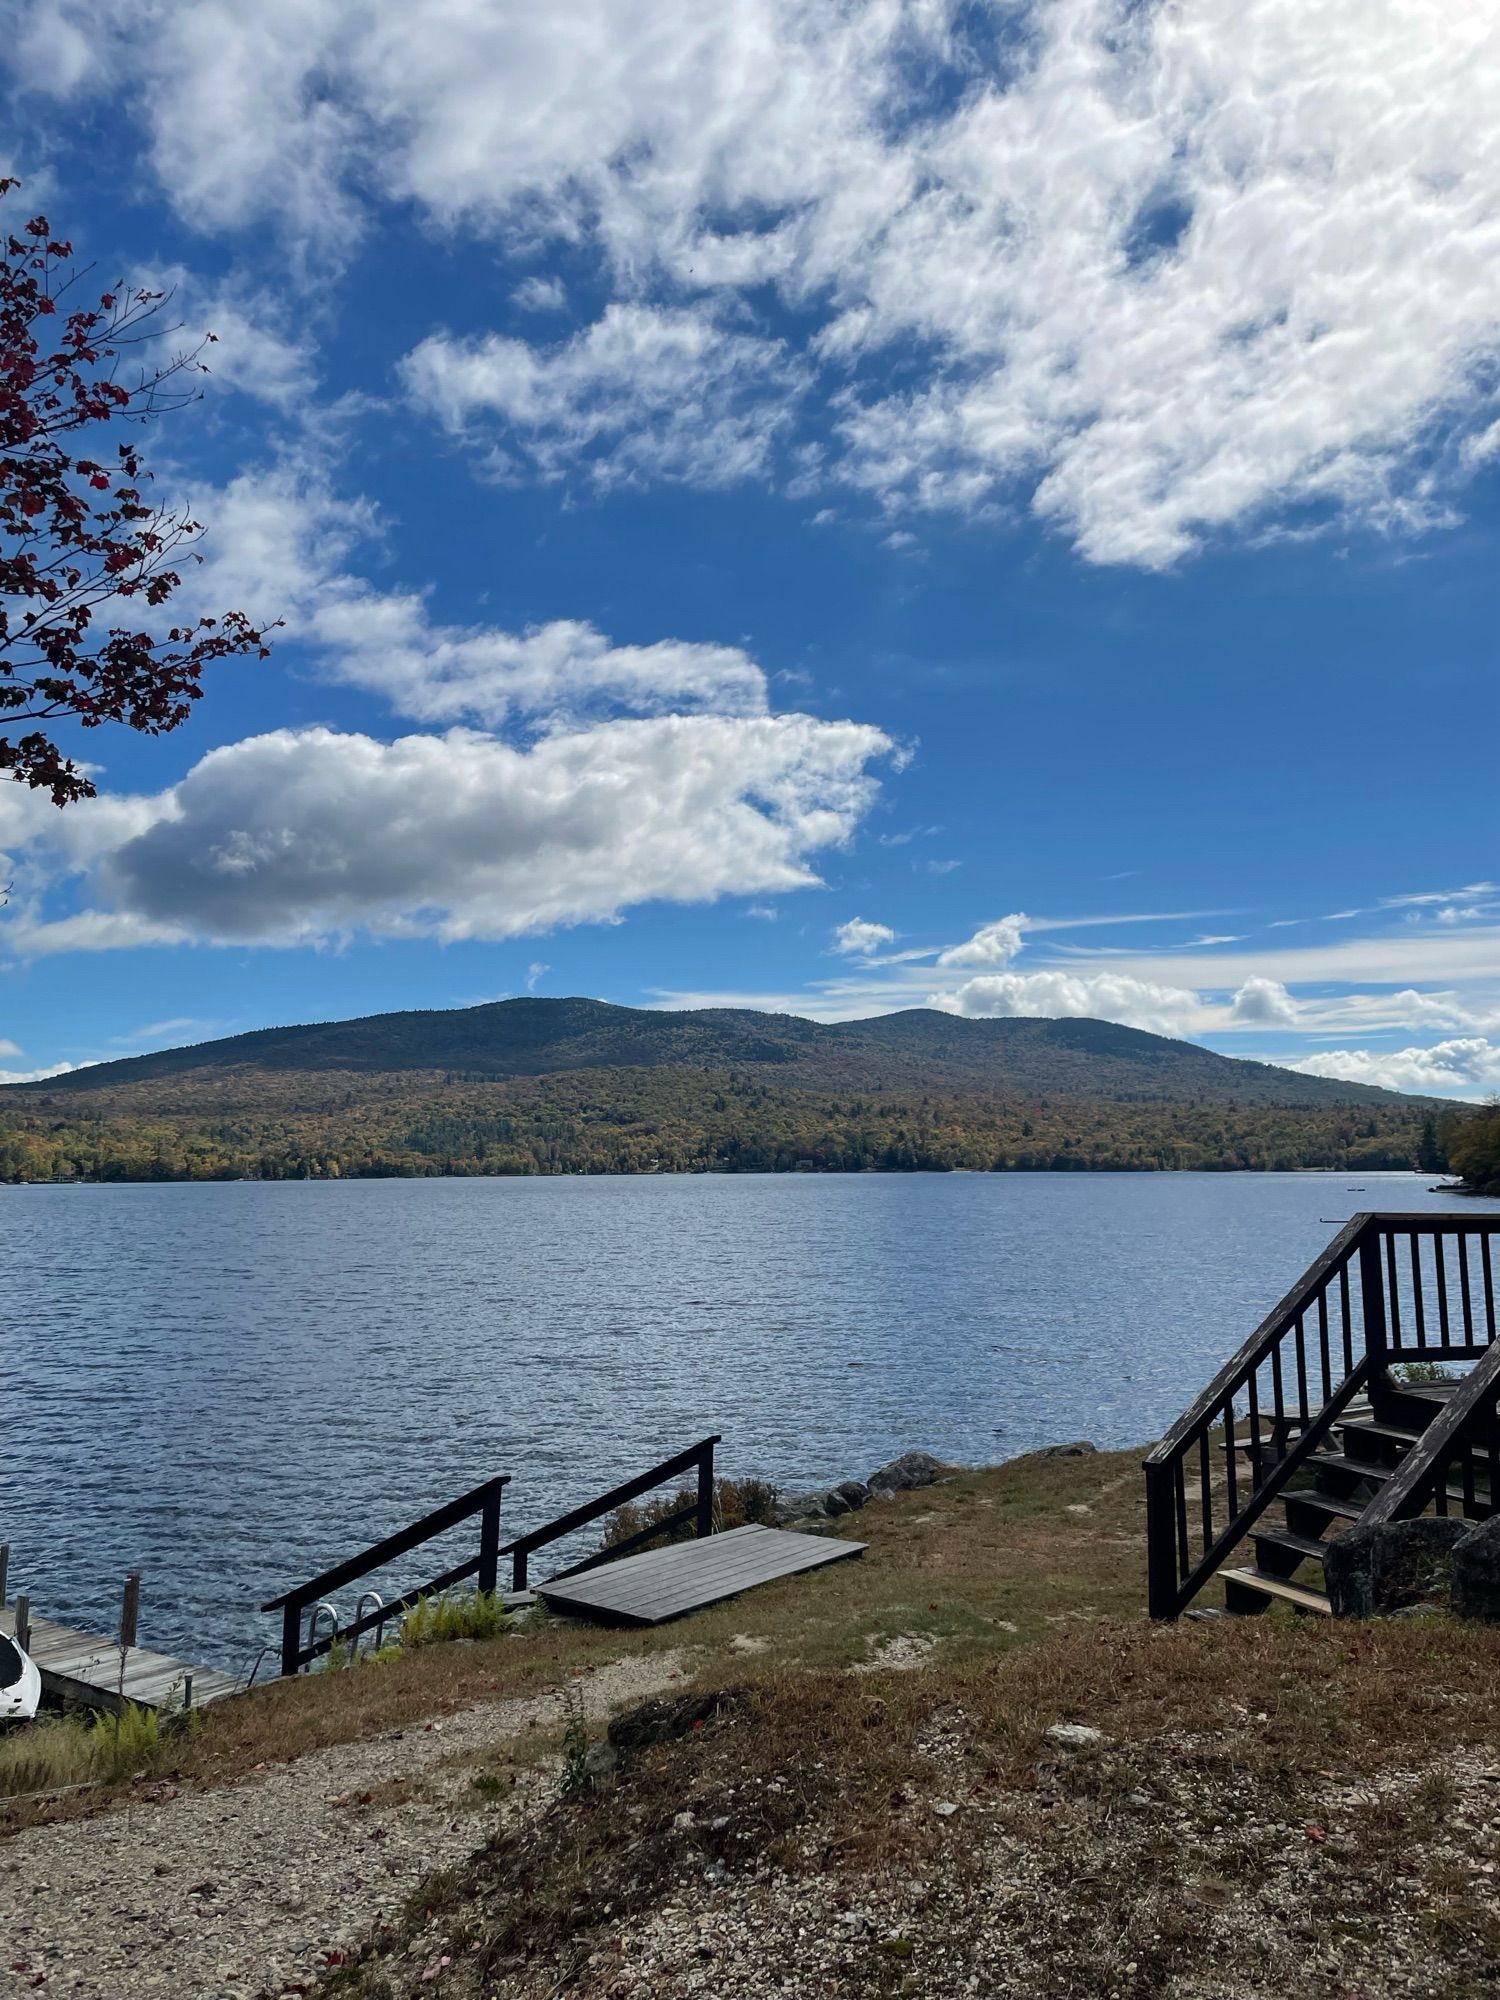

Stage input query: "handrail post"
[
  {"left": 696, "top": 1438, "right": 715, "bottom": 1539},
  {"left": 1143, "top": 1460, "right": 1177, "bottom": 1620},
  {"left": 280, "top": 1598, "right": 303, "bottom": 1678},
  {"left": 513, "top": 1545, "right": 528, "bottom": 1593},
  {"left": 477, "top": 1480, "right": 503, "bottom": 1595},
  {"left": 1358, "top": 1220, "right": 1388, "bottom": 1368}
]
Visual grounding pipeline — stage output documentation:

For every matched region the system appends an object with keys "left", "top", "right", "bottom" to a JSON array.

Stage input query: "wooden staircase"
[
  {"left": 1216, "top": 1378, "right": 1499, "bottom": 1614},
  {"left": 1145, "top": 1216, "right": 1500, "bottom": 1620}
]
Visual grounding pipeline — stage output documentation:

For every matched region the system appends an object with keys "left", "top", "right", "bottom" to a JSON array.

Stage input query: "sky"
[{"left": 0, "top": 0, "right": 1497, "bottom": 1097}]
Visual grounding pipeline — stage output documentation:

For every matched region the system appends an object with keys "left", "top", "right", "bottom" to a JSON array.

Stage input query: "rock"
[
  {"left": 834, "top": 1479, "right": 871, "bottom": 1511},
  {"left": 607, "top": 1691, "right": 735, "bottom": 1755},
  {"left": 1453, "top": 1515, "right": 1500, "bottom": 1621},
  {"left": 773, "top": 1491, "right": 829, "bottom": 1527},
  {"left": 582, "top": 1740, "right": 620, "bottom": 1780},
  {"left": 822, "top": 1487, "right": 853, "bottom": 1517},
  {"left": 1038, "top": 1440, "right": 1097, "bottom": 1458},
  {"left": 866, "top": 1451, "right": 955, "bottom": 1495},
  {"left": 1324, "top": 1516, "right": 1470, "bottom": 1618},
  {"left": 1044, "top": 1722, "right": 1106, "bottom": 1750}
]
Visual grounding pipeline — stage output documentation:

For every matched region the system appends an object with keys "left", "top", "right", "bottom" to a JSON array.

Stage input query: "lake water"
[{"left": 6, "top": 1169, "right": 1497, "bottom": 1671}]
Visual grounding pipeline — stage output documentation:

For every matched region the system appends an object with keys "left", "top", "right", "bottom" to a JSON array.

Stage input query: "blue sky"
[{"left": 1, "top": 0, "right": 1497, "bottom": 1096}]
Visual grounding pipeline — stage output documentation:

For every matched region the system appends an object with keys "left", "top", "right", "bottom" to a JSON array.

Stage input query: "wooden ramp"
[
  {"left": 0, "top": 1604, "right": 241, "bottom": 1716},
  {"left": 535, "top": 1523, "right": 864, "bottom": 1627}
]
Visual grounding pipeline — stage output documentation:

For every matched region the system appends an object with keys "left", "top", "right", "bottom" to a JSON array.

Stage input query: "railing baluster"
[
  {"left": 1435, "top": 1234, "right": 1451, "bottom": 1350},
  {"left": 1294, "top": 1315, "right": 1310, "bottom": 1428},
  {"left": 1459, "top": 1234, "right": 1474, "bottom": 1348},
  {"left": 1222, "top": 1398, "right": 1239, "bottom": 1519},
  {"left": 1384, "top": 1229, "right": 1402, "bottom": 1351},
  {"left": 1247, "top": 1368, "right": 1263, "bottom": 1490},
  {"left": 1199, "top": 1431, "right": 1213, "bottom": 1552},
  {"left": 1340, "top": 1261, "right": 1354, "bottom": 1374},
  {"left": 1174, "top": 1460, "right": 1189, "bottom": 1579},
  {"left": 1270, "top": 1340, "right": 1286, "bottom": 1452},
  {"left": 1410, "top": 1231, "right": 1427, "bottom": 1350},
  {"left": 1317, "top": 1286, "right": 1332, "bottom": 1402},
  {"left": 1483, "top": 1234, "right": 1495, "bottom": 1344}
]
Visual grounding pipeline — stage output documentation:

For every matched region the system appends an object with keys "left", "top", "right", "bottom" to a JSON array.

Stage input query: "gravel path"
[{"left": 0, "top": 1650, "right": 688, "bottom": 2000}]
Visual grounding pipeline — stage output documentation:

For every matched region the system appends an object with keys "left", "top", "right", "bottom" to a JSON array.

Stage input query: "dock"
[
  {"left": 0, "top": 1602, "right": 241, "bottom": 1715},
  {"left": 535, "top": 1522, "right": 865, "bottom": 1625}
]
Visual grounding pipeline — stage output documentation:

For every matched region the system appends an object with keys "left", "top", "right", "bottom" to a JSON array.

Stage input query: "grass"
[{"left": 0, "top": 1701, "right": 173, "bottom": 1800}]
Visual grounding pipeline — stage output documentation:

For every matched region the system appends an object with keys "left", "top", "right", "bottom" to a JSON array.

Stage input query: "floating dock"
[{"left": 535, "top": 1521, "right": 865, "bottom": 1625}]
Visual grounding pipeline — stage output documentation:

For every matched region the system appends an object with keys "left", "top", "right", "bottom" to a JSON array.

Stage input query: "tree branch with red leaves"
[{"left": 0, "top": 179, "right": 275, "bottom": 805}]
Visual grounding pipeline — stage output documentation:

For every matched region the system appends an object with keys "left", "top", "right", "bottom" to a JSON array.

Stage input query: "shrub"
[
  {"left": 399, "top": 1589, "right": 509, "bottom": 1648},
  {"left": 0, "top": 1701, "right": 168, "bottom": 1800},
  {"left": 601, "top": 1475, "right": 780, "bottom": 1553}
]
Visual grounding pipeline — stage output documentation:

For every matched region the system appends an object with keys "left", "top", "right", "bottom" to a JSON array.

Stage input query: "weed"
[
  {"left": 559, "top": 1681, "right": 591, "bottom": 1798},
  {"left": 601, "top": 1475, "right": 779, "bottom": 1552},
  {"left": 398, "top": 1589, "right": 509, "bottom": 1648},
  {"left": 1395, "top": 1360, "right": 1455, "bottom": 1383},
  {"left": 0, "top": 1700, "right": 168, "bottom": 1800}
]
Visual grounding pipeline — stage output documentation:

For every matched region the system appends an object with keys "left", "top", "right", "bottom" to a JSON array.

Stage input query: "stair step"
[
  {"left": 1285, "top": 1492, "right": 1364, "bottom": 1524},
  {"left": 1220, "top": 1567, "right": 1332, "bottom": 1616},
  {"left": 1309, "top": 1452, "right": 1396, "bottom": 1482},
  {"left": 1253, "top": 1526, "right": 1333, "bottom": 1565},
  {"left": 1339, "top": 1419, "right": 1423, "bottom": 1450}
]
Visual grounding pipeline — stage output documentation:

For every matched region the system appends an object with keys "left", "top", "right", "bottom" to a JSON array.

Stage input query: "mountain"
[
  {"left": 5, "top": 995, "right": 1415, "bottom": 1108},
  {"left": 0, "top": 998, "right": 1441, "bottom": 1184}
]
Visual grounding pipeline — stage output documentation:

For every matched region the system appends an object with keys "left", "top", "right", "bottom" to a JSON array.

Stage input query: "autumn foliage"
[{"left": 0, "top": 180, "right": 271, "bottom": 804}]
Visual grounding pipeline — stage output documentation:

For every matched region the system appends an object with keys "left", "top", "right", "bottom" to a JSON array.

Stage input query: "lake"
[{"left": 6, "top": 1169, "right": 1497, "bottom": 1670}]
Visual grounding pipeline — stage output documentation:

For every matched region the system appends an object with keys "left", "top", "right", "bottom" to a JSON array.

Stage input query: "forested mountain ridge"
[
  {"left": 4, "top": 996, "right": 1428, "bottom": 1108},
  {"left": 0, "top": 999, "right": 1456, "bottom": 1184}
]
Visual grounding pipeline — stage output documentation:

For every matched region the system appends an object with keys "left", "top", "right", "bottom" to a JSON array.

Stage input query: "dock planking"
[
  {"left": 535, "top": 1522, "right": 865, "bottom": 1626},
  {"left": 0, "top": 1603, "right": 242, "bottom": 1715}
]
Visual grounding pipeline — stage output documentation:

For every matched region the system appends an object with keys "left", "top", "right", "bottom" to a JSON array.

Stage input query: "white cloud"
[
  {"left": 832, "top": 917, "right": 896, "bottom": 957},
  {"left": 22, "top": 0, "right": 1500, "bottom": 564},
  {"left": 186, "top": 461, "right": 771, "bottom": 728},
  {"left": 0, "top": 1060, "right": 92, "bottom": 1084},
  {"left": 1229, "top": 976, "right": 1300, "bottom": 1026},
  {"left": 931, "top": 969, "right": 1205, "bottom": 1038},
  {"left": 512, "top": 275, "right": 567, "bottom": 313},
  {"left": 935, "top": 914, "right": 1027, "bottom": 970},
  {"left": 1281, "top": 1040, "right": 1500, "bottom": 1099},
  {"left": 4, "top": 716, "right": 891, "bottom": 952},
  {"left": 401, "top": 305, "right": 805, "bottom": 489}
]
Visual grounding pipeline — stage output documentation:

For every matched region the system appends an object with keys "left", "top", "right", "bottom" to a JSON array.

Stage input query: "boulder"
[
  {"left": 1324, "top": 1516, "right": 1470, "bottom": 1618},
  {"left": 1453, "top": 1516, "right": 1500, "bottom": 1621},
  {"left": 1038, "top": 1441, "right": 1098, "bottom": 1458},
  {"left": 773, "top": 1491, "right": 828, "bottom": 1526},
  {"left": 866, "top": 1451, "right": 955, "bottom": 1495},
  {"left": 834, "top": 1479, "right": 872, "bottom": 1511}
]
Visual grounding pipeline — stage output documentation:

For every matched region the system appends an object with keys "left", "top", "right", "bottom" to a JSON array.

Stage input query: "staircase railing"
[
  {"left": 1145, "top": 1213, "right": 1500, "bottom": 1619},
  {"left": 262, "top": 1472, "right": 511, "bottom": 1675},
  {"left": 1358, "top": 1335, "right": 1500, "bottom": 1531},
  {"left": 501, "top": 1435, "right": 719, "bottom": 1590}
]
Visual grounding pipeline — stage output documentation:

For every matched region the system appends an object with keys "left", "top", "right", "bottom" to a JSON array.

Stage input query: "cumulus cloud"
[
  {"left": 20, "top": 0, "right": 1500, "bottom": 563},
  {"left": 4, "top": 716, "right": 891, "bottom": 952},
  {"left": 1281, "top": 1040, "right": 1500, "bottom": 1099},
  {"left": 832, "top": 917, "right": 896, "bottom": 957},
  {"left": 0, "top": 1060, "right": 92, "bottom": 1084},
  {"left": 1229, "top": 977, "right": 1300, "bottom": 1026},
  {"left": 935, "top": 915, "right": 1027, "bottom": 971},
  {"left": 930, "top": 969, "right": 1205, "bottom": 1038},
  {"left": 401, "top": 305, "right": 805, "bottom": 489}
]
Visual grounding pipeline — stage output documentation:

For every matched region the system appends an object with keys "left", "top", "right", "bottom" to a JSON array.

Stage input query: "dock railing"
[
  {"left": 1144, "top": 1213, "right": 1500, "bottom": 1619},
  {"left": 501, "top": 1434, "right": 720, "bottom": 1590},
  {"left": 261, "top": 1472, "right": 511, "bottom": 1675}
]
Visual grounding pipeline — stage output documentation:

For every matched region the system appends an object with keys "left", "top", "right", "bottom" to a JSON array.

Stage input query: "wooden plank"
[
  {"left": 537, "top": 1524, "right": 864, "bottom": 1626},
  {"left": 0, "top": 1603, "right": 242, "bottom": 1714}
]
